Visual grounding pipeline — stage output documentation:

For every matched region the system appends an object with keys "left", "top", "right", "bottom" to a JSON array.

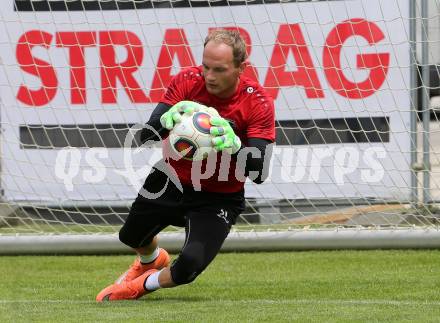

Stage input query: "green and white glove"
[
  {"left": 160, "top": 101, "right": 203, "bottom": 130},
  {"left": 210, "top": 117, "right": 241, "bottom": 154}
]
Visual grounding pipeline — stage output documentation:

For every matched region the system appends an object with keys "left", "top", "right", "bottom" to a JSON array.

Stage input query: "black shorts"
[{"left": 119, "top": 161, "right": 245, "bottom": 249}]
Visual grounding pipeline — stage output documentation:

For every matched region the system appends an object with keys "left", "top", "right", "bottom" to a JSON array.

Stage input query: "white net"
[{"left": 0, "top": 0, "right": 440, "bottom": 252}]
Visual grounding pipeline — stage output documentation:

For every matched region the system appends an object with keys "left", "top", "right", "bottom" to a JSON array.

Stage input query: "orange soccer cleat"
[
  {"left": 96, "top": 269, "right": 158, "bottom": 302},
  {"left": 115, "top": 248, "right": 170, "bottom": 284}
]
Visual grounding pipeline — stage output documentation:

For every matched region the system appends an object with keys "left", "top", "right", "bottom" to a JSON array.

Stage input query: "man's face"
[{"left": 202, "top": 41, "right": 245, "bottom": 99}]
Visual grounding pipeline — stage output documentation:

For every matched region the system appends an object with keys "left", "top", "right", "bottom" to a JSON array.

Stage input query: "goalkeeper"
[{"left": 97, "top": 29, "right": 275, "bottom": 301}]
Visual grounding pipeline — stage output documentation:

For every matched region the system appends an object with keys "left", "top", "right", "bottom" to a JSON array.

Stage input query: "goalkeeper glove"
[
  {"left": 210, "top": 117, "right": 241, "bottom": 154},
  {"left": 160, "top": 101, "right": 203, "bottom": 130}
]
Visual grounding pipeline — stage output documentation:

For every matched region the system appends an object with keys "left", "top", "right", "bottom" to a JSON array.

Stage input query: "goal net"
[{"left": 1, "top": 0, "right": 439, "bottom": 253}]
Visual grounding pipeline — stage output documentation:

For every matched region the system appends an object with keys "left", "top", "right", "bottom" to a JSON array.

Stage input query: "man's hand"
[
  {"left": 160, "top": 101, "right": 202, "bottom": 130},
  {"left": 210, "top": 117, "right": 241, "bottom": 154}
]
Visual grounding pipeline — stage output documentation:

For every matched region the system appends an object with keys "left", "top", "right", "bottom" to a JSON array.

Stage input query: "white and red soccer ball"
[{"left": 168, "top": 108, "right": 218, "bottom": 161}]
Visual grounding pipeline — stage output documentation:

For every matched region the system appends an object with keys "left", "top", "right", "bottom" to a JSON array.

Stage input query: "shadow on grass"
[
  {"left": 142, "top": 295, "right": 209, "bottom": 303},
  {"left": 96, "top": 295, "right": 210, "bottom": 306}
]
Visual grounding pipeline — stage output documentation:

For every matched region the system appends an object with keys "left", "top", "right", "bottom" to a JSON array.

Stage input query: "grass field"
[{"left": 1, "top": 250, "right": 440, "bottom": 322}]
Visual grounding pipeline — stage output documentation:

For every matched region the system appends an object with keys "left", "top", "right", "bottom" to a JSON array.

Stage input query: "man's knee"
[
  {"left": 118, "top": 225, "right": 153, "bottom": 249},
  {"left": 170, "top": 251, "right": 206, "bottom": 285},
  {"left": 118, "top": 226, "right": 137, "bottom": 248}
]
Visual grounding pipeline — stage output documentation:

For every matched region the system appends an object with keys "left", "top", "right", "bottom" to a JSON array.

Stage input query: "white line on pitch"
[{"left": 0, "top": 299, "right": 440, "bottom": 306}]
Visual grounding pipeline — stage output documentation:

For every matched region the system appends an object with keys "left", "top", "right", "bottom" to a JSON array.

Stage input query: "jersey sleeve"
[
  {"left": 246, "top": 91, "right": 276, "bottom": 142},
  {"left": 160, "top": 68, "right": 200, "bottom": 106}
]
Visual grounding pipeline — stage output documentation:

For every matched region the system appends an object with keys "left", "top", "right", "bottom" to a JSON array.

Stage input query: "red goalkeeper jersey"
[{"left": 160, "top": 66, "right": 275, "bottom": 193}]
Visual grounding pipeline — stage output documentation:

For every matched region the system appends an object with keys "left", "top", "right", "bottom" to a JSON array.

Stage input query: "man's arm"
[
  {"left": 210, "top": 116, "right": 274, "bottom": 184},
  {"left": 236, "top": 138, "right": 274, "bottom": 184},
  {"left": 140, "top": 102, "right": 172, "bottom": 143}
]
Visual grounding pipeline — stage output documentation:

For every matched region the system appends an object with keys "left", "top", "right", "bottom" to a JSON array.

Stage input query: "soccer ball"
[{"left": 168, "top": 110, "right": 216, "bottom": 161}]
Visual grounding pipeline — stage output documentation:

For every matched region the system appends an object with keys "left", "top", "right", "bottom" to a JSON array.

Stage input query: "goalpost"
[{"left": 0, "top": 0, "right": 439, "bottom": 254}]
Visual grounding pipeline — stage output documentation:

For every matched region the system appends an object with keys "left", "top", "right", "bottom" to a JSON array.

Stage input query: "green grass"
[{"left": 1, "top": 251, "right": 440, "bottom": 322}]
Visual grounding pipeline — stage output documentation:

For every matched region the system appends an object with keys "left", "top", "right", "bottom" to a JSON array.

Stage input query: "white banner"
[{"left": 0, "top": 0, "right": 411, "bottom": 202}]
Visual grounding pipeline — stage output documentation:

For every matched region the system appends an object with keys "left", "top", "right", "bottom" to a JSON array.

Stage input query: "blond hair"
[{"left": 204, "top": 29, "right": 247, "bottom": 67}]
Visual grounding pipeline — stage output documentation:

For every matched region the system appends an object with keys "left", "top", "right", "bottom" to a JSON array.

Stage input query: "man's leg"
[
  {"left": 114, "top": 166, "right": 185, "bottom": 284},
  {"left": 97, "top": 209, "right": 233, "bottom": 301},
  {"left": 115, "top": 235, "right": 170, "bottom": 285},
  {"left": 114, "top": 195, "right": 171, "bottom": 283},
  {"left": 97, "top": 192, "right": 242, "bottom": 301},
  {"left": 134, "top": 236, "right": 157, "bottom": 256},
  {"left": 143, "top": 204, "right": 241, "bottom": 292},
  {"left": 96, "top": 215, "right": 177, "bottom": 302}
]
